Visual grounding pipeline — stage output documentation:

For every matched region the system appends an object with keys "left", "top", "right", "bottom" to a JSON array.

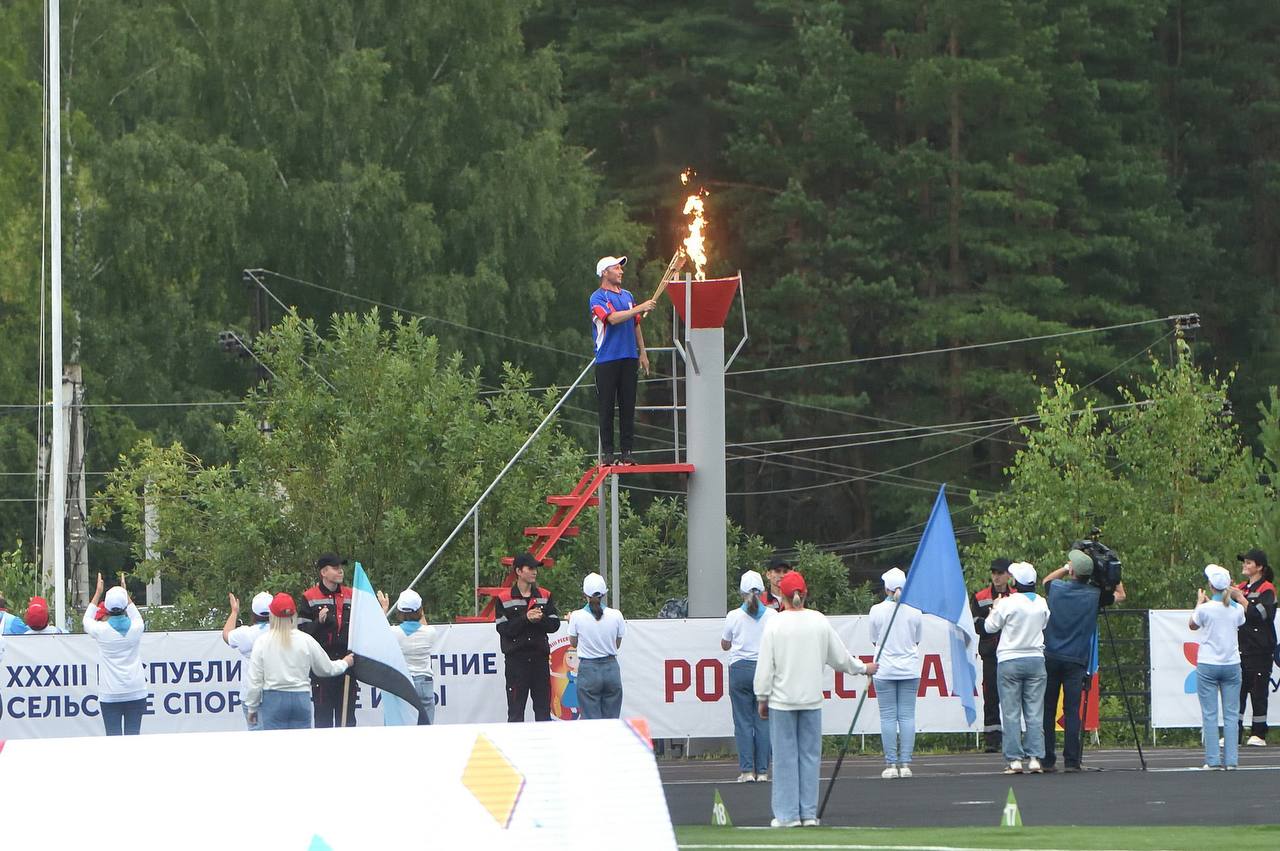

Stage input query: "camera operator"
[
  {"left": 1235, "top": 548, "right": 1276, "bottom": 747},
  {"left": 1038, "top": 549, "right": 1105, "bottom": 773},
  {"left": 971, "top": 558, "right": 1013, "bottom": 753}
]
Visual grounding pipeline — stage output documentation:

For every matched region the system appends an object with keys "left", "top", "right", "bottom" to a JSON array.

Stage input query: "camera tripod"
[{"left": 1076, "top": 605, "right": 1148, "bottom": 770}]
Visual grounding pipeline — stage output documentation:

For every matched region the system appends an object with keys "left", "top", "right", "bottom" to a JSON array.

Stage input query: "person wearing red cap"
[
  {"left": 23, "top": 597, "right": 65, "bottom": 634},
  {"left": 754, "top": 571, "right": 877, "bottom": 828},
  {"left": 245, "top": 592, "right": 354, "bottom": 730}
]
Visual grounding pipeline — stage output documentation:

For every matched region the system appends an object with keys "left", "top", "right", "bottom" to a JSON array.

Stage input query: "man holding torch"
[{"left": 590, "top": 254, "right": 658, "bottom": 465}]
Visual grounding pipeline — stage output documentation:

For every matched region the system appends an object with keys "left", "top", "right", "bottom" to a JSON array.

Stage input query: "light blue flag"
[
  {"left": 349, "top": 562, "right": 426, "bottom": 726},
  {"left": 898, "top": 485, "right": 979, "bottom": 726}
]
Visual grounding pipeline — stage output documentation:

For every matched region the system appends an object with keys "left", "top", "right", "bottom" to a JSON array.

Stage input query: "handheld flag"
[
  {"left": 349, "top": 562, "right": 427, "bottom": 725},
  {"left": 898, "top": 485, "right": 979, "bottom": 725}
]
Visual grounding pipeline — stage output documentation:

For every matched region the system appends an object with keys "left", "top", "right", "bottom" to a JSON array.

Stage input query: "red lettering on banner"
[
  {"left": 694, "top": 659, "right": 723, "bottom": 701},
  {"left": 918, "top": 653, "right": 948, "bottom": 696},
  {"left": 833, "top": 672, "right": 856, "bottom": 699},
  {"left": 665, "top": 660, "right": 691, "bottom": 702}
]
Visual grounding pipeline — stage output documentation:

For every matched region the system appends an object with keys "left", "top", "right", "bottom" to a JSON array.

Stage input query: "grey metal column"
[
  {"left": 611, "top": 473, "right": 621, "bottom": 609},
  {"left": 685, "top": 326, "right": 727, "bottom": 617}
]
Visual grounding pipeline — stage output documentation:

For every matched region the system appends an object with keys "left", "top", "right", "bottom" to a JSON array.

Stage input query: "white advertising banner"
[
  {"left": 0, "top": 614, "right": 982, "bottom": 739},
  {"left": 1149, "top": 609, "right": 1280, "bottom": 728}
]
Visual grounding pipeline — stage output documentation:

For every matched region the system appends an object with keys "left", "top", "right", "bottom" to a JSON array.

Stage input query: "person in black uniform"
[
  {"left": 971, "top": 558, "right": 1012, "bottom": 752},
  {"left": 496, "top": 552, "right": 561, "bottom": 722},
  {"left": 1236, "top": 548, "right": 1276, "bottom": 746},
  {"left": 298, "top": 552, "right": 357, "bottom": 727}
]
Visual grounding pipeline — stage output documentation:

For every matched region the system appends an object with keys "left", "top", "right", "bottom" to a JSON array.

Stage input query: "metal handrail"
[{"left": 406, "top": 359, "right": 595, "bottom": 591}]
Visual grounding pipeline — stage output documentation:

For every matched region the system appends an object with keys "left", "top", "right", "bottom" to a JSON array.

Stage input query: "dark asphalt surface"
[{"left": 659, "top": 747, "right": 1280, "bottom": 827}]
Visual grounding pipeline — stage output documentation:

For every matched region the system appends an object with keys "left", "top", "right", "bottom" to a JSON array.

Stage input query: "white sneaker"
[
  {"left": 1218, "top": 737, "right": 1225, "bottom": 747},
  {"left": 1247, "top": 736, "right": 1267, "bottom": 747},
  {"left": 897, "top": 765, "right": 913, "bottom": 778},
  {"left": 1202, "top": 763, "right": 1223, "bottom": 770},
  {"left": 755, "top": 772, "right": 769, "bottom": 782},
  {"left": 881, "top": 765, "right": 899, "bottom": 779},
  {"left": 737, "top": 772, "right": 755, "bottom": 783},
  {"left": 770, "top": 818, "right": 801, "bottom": 828},
  {"left": 801, "top": 818, "right": 820, "bottom": 827},
  {"left": 1028, "top": 758, "right": 1042, "bottom": 774},
  {"left": 1004, "top": 760, "right": 1023, "bottom": 774},
  {"left": 1226, "top": 765, "right": 1238, "bottom": 770}
]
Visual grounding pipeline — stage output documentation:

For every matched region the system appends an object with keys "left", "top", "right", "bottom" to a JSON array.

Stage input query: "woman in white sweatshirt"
[
  {"left": 245, "top": 593, "right": 353, "bottom": 730},
  {"left": 753, "top": 571, "right": 877, "bottom": 828},
  {"left": 83, "top": 573, "right": 147, "bottom": 736},
  {"left": 869, "top": 567, "right": 923, "bottom": 779},
  {"left": 1190, "top": 564, "right": 1247, "bottom": 769},
  {"left": 982, "top": 561, "right": 1050, "bottom": 774}
]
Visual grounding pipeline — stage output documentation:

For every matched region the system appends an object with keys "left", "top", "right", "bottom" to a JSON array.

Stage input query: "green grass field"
[{"left": 674, "top": 825, "right": 1280, "bottom": 850}]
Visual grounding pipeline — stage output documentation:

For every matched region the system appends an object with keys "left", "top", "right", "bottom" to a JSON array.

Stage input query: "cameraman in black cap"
[
  {"left": 1235, "top": 548, "right": 1276, "bottom": 747},
  {"left": 299, "top": 552, "right": 357, "bottom": 727},
  {"left": 971, "top": 558, "right": 1012, "bottom": 752}
]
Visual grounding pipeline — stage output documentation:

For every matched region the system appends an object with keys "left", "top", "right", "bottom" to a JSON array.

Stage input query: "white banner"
[
  {"left": 1148, "top": 609, "right": 1280, "bottom": 728},
  {"left": 0, "top": 614, "right": 982, "bottom": 739}
]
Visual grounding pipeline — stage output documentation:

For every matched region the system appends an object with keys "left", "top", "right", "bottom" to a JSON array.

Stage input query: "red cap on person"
[
  {"left": 26, "top": 597, "right": 50, "bottom": 630},
  {"left": 779, "top": 571, "right": 807, "bottom": 598},
  {"left": 269, "top": 592, "right": 297, "bottom": 618}
]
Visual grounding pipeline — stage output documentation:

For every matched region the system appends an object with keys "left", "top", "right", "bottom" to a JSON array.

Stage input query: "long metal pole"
[
  {"left": 472, "top": 509, "right": 480, "bottom": 617},
  {"left": 610, "top": 472, "right": 620, "bottom": 609},
  {"left": 407, "top": 360, "right": 594, "bottom": 590},
  {"left": 49, "top": 0, "right": 68, "bottom": 631}
]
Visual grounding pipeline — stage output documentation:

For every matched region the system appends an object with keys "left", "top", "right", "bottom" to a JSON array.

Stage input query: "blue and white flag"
[
  {"left": 349, "top": 562, "right": 426, "bottom": 726},
  {"left": 898, "top": 485, "right": 979, "bottom": 726}
]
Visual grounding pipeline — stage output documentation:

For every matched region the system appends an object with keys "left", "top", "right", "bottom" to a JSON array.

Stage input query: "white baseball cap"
[
  {"left": 739, "top": 570, "right": 765, "bottom": 594},
  {"left": 1205, "top": 564, "right": 1231, "bottom": 591},
  {"left": 1009, "top": 561, "right": 1037, "bottom": 587},
  {"left": 104, "top": 586, "right": 129, "bottom": 613},
  {"left": 251, "top": 592, "right": 274, "bottom": 617},
  {"left": 595, "top": 255, "right": 627, "bottom": 278},
  {"left": 881, "top": 567, "right": 906, "bottom": 593},
  {"left": 583, "top": 572, "right": 608, "bottom": 597},
  {"left": 396, "top": 589, "right": 423, "bottom": 612}
]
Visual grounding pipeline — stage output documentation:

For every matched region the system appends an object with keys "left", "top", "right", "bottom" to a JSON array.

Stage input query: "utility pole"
[
  {"left": 66, "top": 364, "right": 90, "bottom": 609},
  {"left": 41, "top": 367, "right": 73, "bottom": 604},
  {"left": 144, "top": 480, "right": 161, "bottom": 606}
]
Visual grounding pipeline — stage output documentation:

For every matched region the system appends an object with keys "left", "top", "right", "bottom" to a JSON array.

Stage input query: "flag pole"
[
  {"left": 340, "top": 674, "right": 351, "bottom": 727},
  {"left": 817, "top": 593, "right": 904, "bottom": 820}
]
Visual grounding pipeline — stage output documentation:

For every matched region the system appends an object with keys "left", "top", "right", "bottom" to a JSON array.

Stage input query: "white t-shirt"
[
  {"left": 983, "top": 591, "right": 1050, "bottom": 663},
  {"left": 868, "top": 598, "right": 923, "bottom": 680},
  {"left": 82, "top": 603, "right": 147, "bottom": 703},
  {"left": 753, "top": 608, "right": 867, "bottom": 711},
  {"left": 1193, "top": 599, "right": 1246, "bottom": 665},
  {"left": 568, "top": 606, "right": 626, "bottom": 660},
  {"left": 722, "top": 605, "right": 775, "bottom": 666},
  {"left": 392, "top": 621, "right": 438, "bottom": 678},
  {"left": 226, "top": 622, "right": 270, "bottom": 675}
]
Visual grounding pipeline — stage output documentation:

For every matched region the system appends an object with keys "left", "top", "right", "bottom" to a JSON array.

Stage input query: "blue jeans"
[
  {"left": 1197, "top": 662, "right": 1242, "bottom": 767},
  {"left": 1043, "top": 657, "right": 1085, "bottom": 768},
  {"left": 769, "top": 708, "right": 821, "bottom": 823},
  {"left": 577, "top": 657, "right": 623, "bottom": 719},
  {"left": 100, "top": 698, "right": 145, "bottom": 736},
  {"left": 874, "top": 677, "right": 919, "bottom": 765},
  {"left": 998, "top": 656, "right": 1047, "bottom": 761},
  {"left": 243, "top": 703, "right": 262, "bottom": 731},
  {"left": 260, "top": 690, "right": 313, "bottom": 730},
  {"left": 729, "top": 661, "right": 770, "bottom": 774},
  {"left": 412, "top": 674, "right": 436, "bottom": 725}
]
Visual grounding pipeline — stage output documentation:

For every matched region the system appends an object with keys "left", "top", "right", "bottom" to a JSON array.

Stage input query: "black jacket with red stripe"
[
  {"left": 298, "top": 582, "right": 354, "bottom": 660},
  {"left": 495, "top": 583, "right": 560, "bottom": 660},
  {"left": 1236, "top": 578, "right": 1277, "bottom": 658},
  {"left": 971, "top": 584, "right": 1011, "bottom": 658}
]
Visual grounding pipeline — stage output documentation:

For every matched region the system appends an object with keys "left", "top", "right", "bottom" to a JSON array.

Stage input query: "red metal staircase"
[{"left": 457, "top": 461, "right": 693, "bottom": 623}]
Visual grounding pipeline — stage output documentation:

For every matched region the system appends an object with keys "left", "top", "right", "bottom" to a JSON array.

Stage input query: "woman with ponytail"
[
  {"left": 568, "top": 573, "right": 626, "bottom": 719},
  {"left": 245, "top": 593, "right": 354, "bottom": 730},
  {"left": 721, "top": 570, "right": 776, "bottom": 782},
  {"left": 1190, "top": 564, "right": 1248, "bottom": 769}
]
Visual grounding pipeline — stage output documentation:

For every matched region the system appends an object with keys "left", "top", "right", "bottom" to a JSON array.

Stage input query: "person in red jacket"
[
  {"left": 1236, "top": 548, "right": 1276, "bottom": 746},
  {"left": 298, "top": 552, "right": 357, "bottom": 727},
  {"left": 496, "top": 552, "right": 561, "bottom": 722}
]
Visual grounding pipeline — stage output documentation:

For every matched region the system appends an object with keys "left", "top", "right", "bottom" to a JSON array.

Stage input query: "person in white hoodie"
[
  {"left": 83, "top": 573, "right": 147, "bottom": 736},
  {"left": 722, "top": 569, "right": 776, "bottom": 782},
  {"left": 869, "top": 567, "right": 923, "bottom": 779},
  {"left": 223, "top": 591, "right": 274, "bottom": 730},
  {"left": 1190, "top": 564, "right": 1247, "bottom": 769},
  {"left": 983, "top": 561, "right": 1050, "bottom": 774},
  {"left": 245, "top": 593, "right": 353, "bottom": 730},
  {"left": 379, "top": 587, "right": 439, "bottom": 724},
  {"left": 754, "top": 571, "right": 877, "bottom": 828}
]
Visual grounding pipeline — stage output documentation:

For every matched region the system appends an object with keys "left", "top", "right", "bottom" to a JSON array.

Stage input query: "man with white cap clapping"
[
  {"left": 379, "top": 588, "right": 439, "bottom": 724},
  {"left": 223, "top": 590, "right": 275, "bottom": 730},
  {"left": 983, "top": 561, "right": 1050, "bottom": 774}
]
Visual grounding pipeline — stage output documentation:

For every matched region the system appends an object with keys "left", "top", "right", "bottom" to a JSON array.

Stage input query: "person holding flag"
[
  {"left": 983, "top": 561, "right": 1050, "bottom": 774},
  {"left": 870, "top": 567, "right": 923, "bottom": 779},
  {"left": 299, "top": 552, "right": 357, "bottom": 727},
  {"left": 378, "top": 587, "right": 438, "bottom": 725},
  {"left": 245, "top": 593, "right": 353, "bottom": 731},
  {"left": 754, "top": 571, "right": 876, "bottom": 828}
]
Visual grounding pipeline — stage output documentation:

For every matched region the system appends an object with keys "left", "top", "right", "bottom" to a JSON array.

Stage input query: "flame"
[{"left": 679, "top": 169, "right": 708, "bottom": 281}]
